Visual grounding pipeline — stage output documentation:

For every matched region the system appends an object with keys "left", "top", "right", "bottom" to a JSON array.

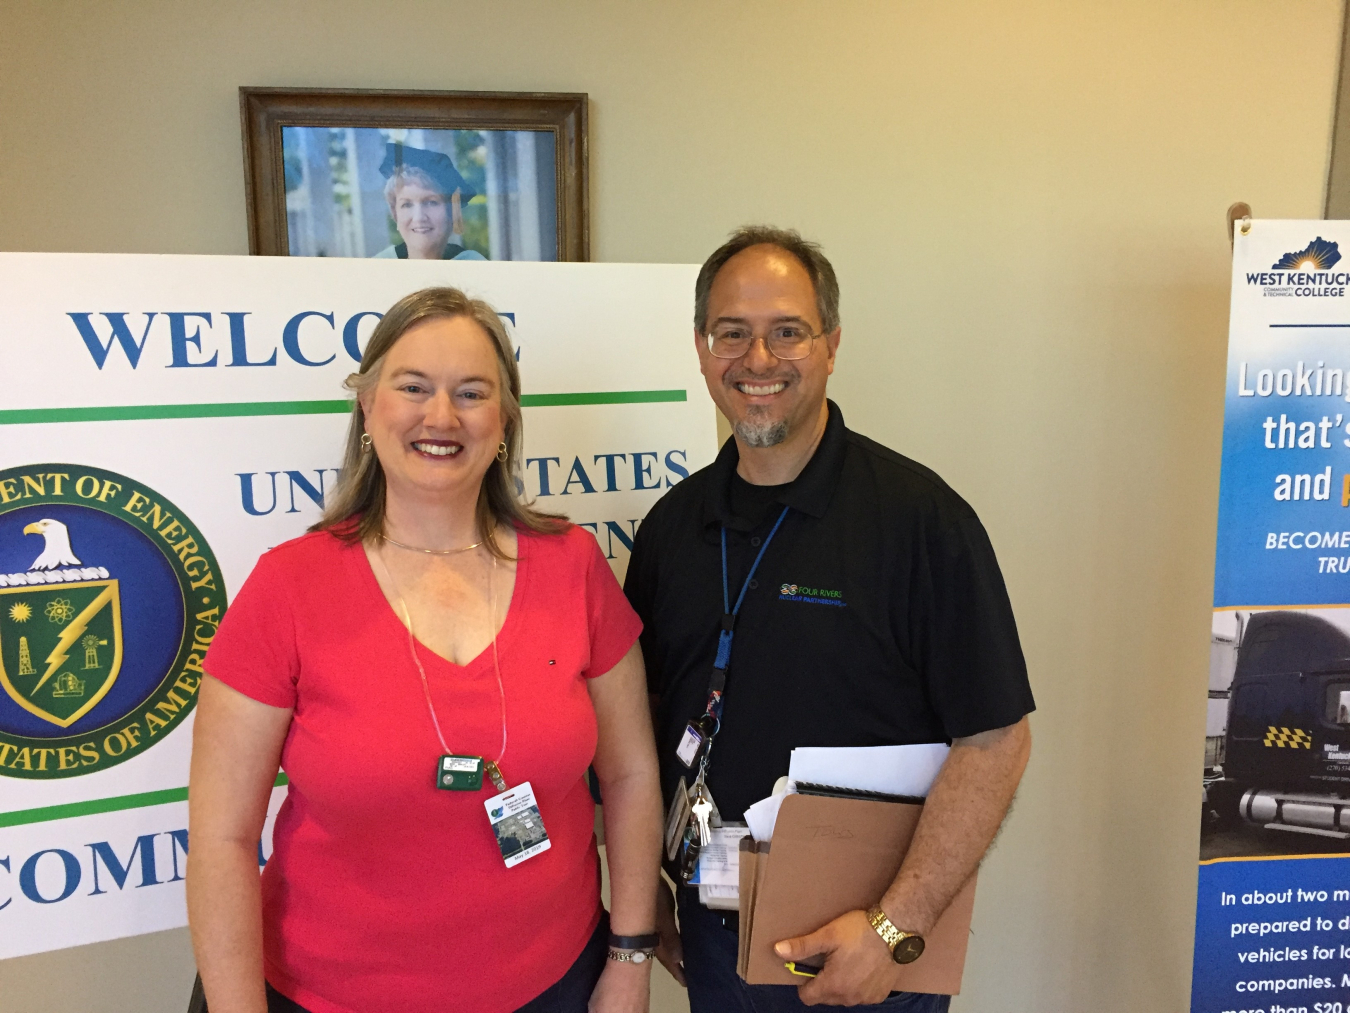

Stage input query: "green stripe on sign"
[
  {"left": 0, "top": 772, "right": 290, "bottom": 828},
  {"left": 521, "top": 390, "right": 686, "bottom": 407},
  {"left": 0, "top": 391, "right": 686, "bottom": 425},
  {"left": 0, "top": 401, "right": 350, "bottom": 425}
]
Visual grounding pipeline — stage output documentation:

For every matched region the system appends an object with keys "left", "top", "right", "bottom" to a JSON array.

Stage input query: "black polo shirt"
[{"left": 624, "top": 400, "right": 1034, "bottom": 821}]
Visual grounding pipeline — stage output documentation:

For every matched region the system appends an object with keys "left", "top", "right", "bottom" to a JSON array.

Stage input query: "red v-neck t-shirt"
[{"left": 203, "top": 524, "right": 642, "bottom": 1013}]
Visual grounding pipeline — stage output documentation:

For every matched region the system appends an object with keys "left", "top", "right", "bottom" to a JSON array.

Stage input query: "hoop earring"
[
  {"left": 497, "top": 442, "right": 509, "bottom": 463},
  {"left": 360, "top": 433, "right": 373, "bottom": 453}
]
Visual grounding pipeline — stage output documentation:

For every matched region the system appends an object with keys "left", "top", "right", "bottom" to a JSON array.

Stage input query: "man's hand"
[
  {"left": 774, "top": 909, "right": 896, "bottom": 1007},
  {"left": 654, "top": 879, "right": 686, "bottom": 985}
]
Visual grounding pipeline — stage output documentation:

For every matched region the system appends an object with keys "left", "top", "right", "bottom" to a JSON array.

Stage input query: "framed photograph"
[{"left": 240, "top": 88, "right": 587, "bottom": 261}]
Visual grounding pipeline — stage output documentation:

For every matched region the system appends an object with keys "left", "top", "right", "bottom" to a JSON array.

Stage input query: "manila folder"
[{"left": 742, "top": 792, "right": 976, "bottom": 995}]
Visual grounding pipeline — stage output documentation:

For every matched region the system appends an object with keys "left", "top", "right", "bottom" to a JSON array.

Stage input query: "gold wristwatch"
[{"left": 866, "top": 905, "right": 926, "bottom": 964}]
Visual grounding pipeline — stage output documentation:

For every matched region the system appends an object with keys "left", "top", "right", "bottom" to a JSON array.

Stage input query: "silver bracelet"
[{"left": 607, "top": 946, "right": 657, "bottom": 964}]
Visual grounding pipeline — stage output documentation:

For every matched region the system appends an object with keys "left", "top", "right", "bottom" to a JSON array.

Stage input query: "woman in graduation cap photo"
[{"left": 374, "top": 142, "right": 488, "bottom": 262}]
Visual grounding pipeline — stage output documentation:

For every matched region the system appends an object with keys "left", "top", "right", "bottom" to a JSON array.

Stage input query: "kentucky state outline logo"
[
  {"left": 0, "top": 464, "right": 224, "bottom": 779},
  {"left": 1272, "top": 237, "right": 1342, "bottom": 272}
]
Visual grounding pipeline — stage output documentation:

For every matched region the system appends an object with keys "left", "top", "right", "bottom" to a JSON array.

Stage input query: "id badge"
[
  {"left": 664, "top": 776, "right": 693, "bottom": 862},
  {"left": 675, "top": 724, "right": 703, "bottom": 767},
  {"left": 484, "top": 781, "right": 551, "bottom": 868},
  {"left": 437, "top": 754, "right": 483, "bottom": 791},
  {"left": 690, "top": 823, "right": 746, "bottom": 886}
]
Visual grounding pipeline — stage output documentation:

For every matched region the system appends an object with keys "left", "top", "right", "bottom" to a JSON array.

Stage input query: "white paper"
[
  {"left": 745, "top": 791, "right": 790, "bottom": 843},
  {"left": 698, "top": 884, "right": 739, "bottom": 898},
  {"left": 698, "top": 883, "right": 740, "bottom": 910},
  {"left": 787, "top": 744, "right": 950, "bottom": 798},
  {"left": 745, "top": 744, "right": 951, "bottom": 842}
]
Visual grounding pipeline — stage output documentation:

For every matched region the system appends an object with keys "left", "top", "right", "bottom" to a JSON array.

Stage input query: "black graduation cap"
[{"left": 378, "top": 143, "right": 476, "bottom": 203}]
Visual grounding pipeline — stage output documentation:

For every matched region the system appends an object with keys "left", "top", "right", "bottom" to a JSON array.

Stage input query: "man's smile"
[{"left": 734, "top": 381, "right": 788, "bottom": 396}]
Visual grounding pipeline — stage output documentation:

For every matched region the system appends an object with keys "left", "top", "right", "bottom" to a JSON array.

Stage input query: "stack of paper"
[
  {"left": 789, "top": 743, "right": 949, "bottom": 796},
  {"left": 746, "top": 743, "right": 949, "bottom": 842}
]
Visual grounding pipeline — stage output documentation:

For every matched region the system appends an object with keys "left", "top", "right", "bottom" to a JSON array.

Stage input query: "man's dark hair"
[{"left": 694, "top": 225, "right": 840, "bottom": 335}]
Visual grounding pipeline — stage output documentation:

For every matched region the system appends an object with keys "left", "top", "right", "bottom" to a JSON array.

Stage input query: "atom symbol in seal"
[{"left": 44, "top": 598, "right": 75, "bottom": 624}]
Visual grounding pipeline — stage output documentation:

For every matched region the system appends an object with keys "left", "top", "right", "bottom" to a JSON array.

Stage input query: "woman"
[
  {"left": 187, "top": 287, "right": 663, "bottom": 1013},
  {"left": 372, "top": 143, "right": 487, "bottom": 261}
]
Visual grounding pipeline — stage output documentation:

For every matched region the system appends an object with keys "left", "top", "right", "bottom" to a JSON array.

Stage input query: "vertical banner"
[
  {"left": 0, "top": 253, "right": 716, "bottom": 958},
  {"left": 1195, "top": 221, "right": 1350, "bottom": 1010}
]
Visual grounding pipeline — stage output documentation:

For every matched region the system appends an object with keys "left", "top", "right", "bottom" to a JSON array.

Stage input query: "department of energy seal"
[{"left": 0, "top": 464, "right": 224, "bottom": 779}]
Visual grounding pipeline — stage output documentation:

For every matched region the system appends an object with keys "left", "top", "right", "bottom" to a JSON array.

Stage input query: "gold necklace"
[{"left": 381, "top": 533, "right": 483, "bottom": 555}]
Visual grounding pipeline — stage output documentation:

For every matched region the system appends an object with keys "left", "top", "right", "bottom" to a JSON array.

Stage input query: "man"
[{"left": 624, "top": 226, "right": 1034, "bottom": 1011}]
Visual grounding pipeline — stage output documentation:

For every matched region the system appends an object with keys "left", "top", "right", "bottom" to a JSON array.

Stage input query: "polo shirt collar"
[{"left": 704, "top": 399, "right": 848, "bottom": 530}]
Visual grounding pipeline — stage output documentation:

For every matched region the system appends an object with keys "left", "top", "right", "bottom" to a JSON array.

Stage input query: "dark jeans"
[
  {"left": 677, "top": 890, "right": 951, "bottom": 1013},
  {"left": 263, "top": 913, "right": 610, "bottom": 1013}
]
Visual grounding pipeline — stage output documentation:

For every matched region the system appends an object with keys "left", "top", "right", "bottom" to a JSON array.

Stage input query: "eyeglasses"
[{"left": 704, "top": 323, "right": 821, "bottom": 360}]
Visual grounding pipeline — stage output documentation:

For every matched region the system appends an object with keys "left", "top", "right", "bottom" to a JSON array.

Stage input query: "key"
[
  {"left": 703, "top": 784, "right": 723, "bottom": 829},
  {"left": 691, "top": 795, "right": 713, "bottom": 848}
]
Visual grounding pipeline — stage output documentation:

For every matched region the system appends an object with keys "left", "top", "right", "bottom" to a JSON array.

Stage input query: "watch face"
[{"left": 892, "top": 934, "right": 926, "bottom": 965}]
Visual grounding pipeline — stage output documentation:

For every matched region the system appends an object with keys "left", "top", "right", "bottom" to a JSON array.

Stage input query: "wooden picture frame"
[{"left": 240, "top": 87, "right": 588, "bottom": 261}]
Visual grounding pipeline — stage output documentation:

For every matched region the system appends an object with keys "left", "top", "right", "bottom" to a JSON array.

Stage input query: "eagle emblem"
[{"left": 0, "top": 518, "right": 122, "bottom": 728}]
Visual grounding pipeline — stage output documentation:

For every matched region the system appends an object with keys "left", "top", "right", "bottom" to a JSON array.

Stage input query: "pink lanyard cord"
[{"left": 377, "top": 548, "right": 508, "bottom": 766}]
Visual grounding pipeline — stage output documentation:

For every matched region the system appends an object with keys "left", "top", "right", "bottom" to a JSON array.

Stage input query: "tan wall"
[{"left": 1, "top": 1, "right": 1344, "bottom": 1010}]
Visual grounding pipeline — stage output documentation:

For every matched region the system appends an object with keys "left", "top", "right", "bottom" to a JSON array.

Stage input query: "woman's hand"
[
  {"left": 588, "top": 644, "right": 665, "bottom": 1003},
  {"left": 587, "top": 958, "right": 652, "bottom": 1013},
  {"left": 187, "top": 675, "right": 293, "bottom": 1013}
]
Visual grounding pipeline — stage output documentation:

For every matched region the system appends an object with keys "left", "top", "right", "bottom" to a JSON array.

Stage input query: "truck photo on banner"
[
  {"left": 1195, "top": 220, "right": 1350, "bottom": 1011},
  {"left": 0, "top": 253, "right": 716, "bottom": 959}
]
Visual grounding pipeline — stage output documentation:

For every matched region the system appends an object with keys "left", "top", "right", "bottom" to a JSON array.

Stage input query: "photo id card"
[
  {"left": 676, "top": 723, "right": 703, "bottom": 767},
  {"left": 484, "top": 781, "right": 551, "bottom": 868}
]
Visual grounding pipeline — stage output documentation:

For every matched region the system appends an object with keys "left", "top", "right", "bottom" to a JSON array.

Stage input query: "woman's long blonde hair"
[{"left": 311, "top": 286, "right": 566, "bottom": 557}]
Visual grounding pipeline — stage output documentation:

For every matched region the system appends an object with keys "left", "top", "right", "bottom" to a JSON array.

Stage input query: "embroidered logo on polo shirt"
[{"left": 778, "top": 583, "right": 847, "bottom": 607}]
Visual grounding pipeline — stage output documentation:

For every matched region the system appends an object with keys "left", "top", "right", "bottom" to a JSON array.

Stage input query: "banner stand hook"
[{"left": 1227, "top": 202, "right": 1253, "bottom": 249}]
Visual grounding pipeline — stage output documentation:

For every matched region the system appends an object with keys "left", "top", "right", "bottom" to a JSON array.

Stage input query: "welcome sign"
[
  {"left": 1194, "top": 221, "right": 1350, "bottom": 1011},
  {"left": 0, "top": 253, "right": 716, "bottom": 958}
]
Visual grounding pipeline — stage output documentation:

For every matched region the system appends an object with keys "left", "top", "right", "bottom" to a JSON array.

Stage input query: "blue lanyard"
[
  {"left": 708, "top": 505, "right": 791, "bottom": 701},
  {"left": 686, "top": 504, "right": 790, "bottom": 778}
]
